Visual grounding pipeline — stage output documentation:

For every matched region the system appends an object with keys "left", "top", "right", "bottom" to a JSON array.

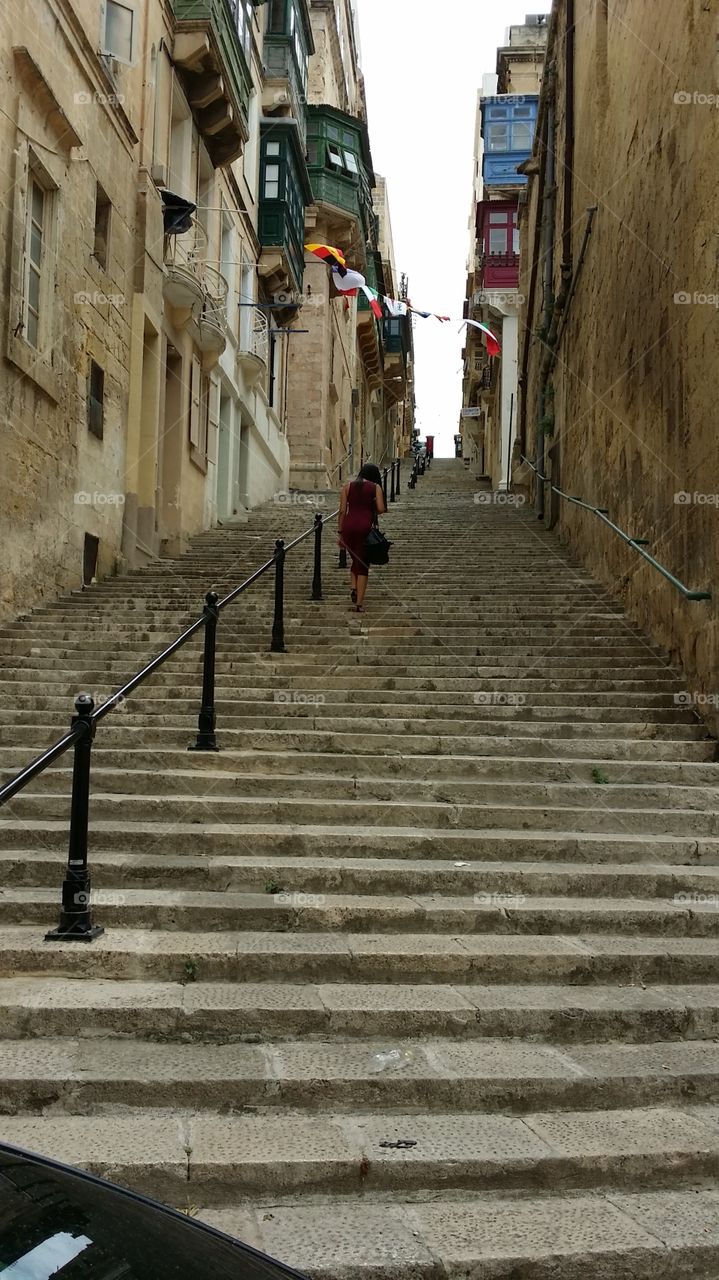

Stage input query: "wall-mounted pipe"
[{"left": 535, "top": 63, "right": 556, "bottom": 520}]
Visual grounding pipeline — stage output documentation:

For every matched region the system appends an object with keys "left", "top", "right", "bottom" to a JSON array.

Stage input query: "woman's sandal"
[{"left": 351, "top": 588, "right": 357, "bottom": 604}]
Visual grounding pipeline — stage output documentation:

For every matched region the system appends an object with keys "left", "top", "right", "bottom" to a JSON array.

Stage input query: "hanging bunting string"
[{"left": 306, "top": 246, "right": 502, "bottom": 356}]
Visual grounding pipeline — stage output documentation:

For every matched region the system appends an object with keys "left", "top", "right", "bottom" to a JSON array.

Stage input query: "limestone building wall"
[{"left": 519, "top": 0, "right": 719, "bottom": 730}]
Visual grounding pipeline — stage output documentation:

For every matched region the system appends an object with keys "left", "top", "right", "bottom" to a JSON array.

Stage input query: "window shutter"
[
  {"left": 189, "top": 354, "right": 202, "bottom": 447},
  {"left": 207, "top": 377, "right": 219, "bottom": 465}
]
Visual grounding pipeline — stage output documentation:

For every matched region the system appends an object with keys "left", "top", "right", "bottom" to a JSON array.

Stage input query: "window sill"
[{"left": 6, "top": 332, "right": 60, "bottom": 403}]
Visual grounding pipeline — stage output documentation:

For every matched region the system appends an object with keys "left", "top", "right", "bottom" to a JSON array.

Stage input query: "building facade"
[
  {"left": 460, "top": 13, "right": 547, "bottom": 486},
  {"left": 518, "top": 0, "right": 718, "bottom": 729},
  {"left": 283, "top": 0, "right": 413, "bottom": 489},
  {"left": 0, "top": 0, "right": 412, "bottom": 621}
]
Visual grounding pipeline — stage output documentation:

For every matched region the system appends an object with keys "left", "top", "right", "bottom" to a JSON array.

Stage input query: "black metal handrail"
[
  {"left": 520, "top": 454, "right": 711, "bottom": 602},
  {"left": 0, "top": 458, "right": 403, "bottom": 941}
]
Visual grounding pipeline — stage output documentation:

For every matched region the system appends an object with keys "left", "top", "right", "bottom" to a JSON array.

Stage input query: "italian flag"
[
  {"left": 462, "top": 318, "right": 502, "bottom": 357},
  {"left": 361, "top": 285, "right": 383, "bottom": 319}
]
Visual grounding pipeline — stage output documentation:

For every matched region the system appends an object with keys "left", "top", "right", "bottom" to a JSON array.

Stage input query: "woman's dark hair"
[{"left": 356, "top": 463, "right": 382, "bottom": 486}]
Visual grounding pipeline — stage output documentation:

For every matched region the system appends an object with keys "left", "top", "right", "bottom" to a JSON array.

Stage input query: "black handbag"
[{"left": 364, "top": 523, "right": 392, "bottom": 566}]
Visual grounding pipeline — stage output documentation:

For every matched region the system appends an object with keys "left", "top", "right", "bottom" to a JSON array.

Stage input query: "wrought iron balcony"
[
  {"left": 163, "top": 226, "right": 228, "bottom": 357},
  {"left": 239, "top": 305, "right": 269, "bottom": 384}
]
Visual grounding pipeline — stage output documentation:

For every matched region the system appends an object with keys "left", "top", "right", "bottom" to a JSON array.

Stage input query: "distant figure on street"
[
  {"left": 338, "top": 463, "right": 387, "bottom": 612},
  {"left": 425, "top": 435, "right": 435, "bottom": 468}
]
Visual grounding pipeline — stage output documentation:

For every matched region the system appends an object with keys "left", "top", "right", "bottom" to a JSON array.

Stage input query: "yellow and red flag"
[{"left": 305, "top": 243, "right": 347, "bottom": 269}]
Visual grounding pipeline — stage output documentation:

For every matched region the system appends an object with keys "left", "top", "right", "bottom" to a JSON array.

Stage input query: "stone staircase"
[{"left": 1, "top": 458, "right": 719, "bottom": 1277}]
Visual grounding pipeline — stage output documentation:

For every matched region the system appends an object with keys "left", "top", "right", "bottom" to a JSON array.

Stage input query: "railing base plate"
[{"left": 45, "top": 924, "right": 105, "bottom": 943}]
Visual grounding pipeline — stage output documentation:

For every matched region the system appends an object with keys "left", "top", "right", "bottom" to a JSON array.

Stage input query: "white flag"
[
  {"left": 332, "top": 266, "right": 366, "bottom": 293},
  {"left": 385, "top": 297, "right": 408, "bottom": 317}
]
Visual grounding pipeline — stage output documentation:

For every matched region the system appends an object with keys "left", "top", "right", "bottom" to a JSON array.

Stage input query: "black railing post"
[
  {"left": 188, "top": 590, "right": 220, "bottom": 752},
  {"left": 45, "top": 694, "right": 103, "bottom": 942},
  {"left": 396, "top": 458, "right": 401, "bottom": 500},
  {"left": 271, "top": 539, "right": 286, "bottom": 652},
  {"left": 389, "top": 459, "right": 396, "bottom": 503},
  {"left": 338, "top": 547, "right": 347, "bottom": 569},
  {"left": 311, "top": 512, "right": 323, "bottom": 601}
]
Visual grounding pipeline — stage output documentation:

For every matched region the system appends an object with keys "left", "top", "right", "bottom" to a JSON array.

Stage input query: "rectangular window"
[
  {"left": 511, "top": 122, "right": 532, "bottom": 150},
  {"left": 103, "top": 0, "right": 134, "bottom": 63},
  {"left": 267, "top": 0, "right": 286, "bottom": 33},
  {"left": 483, "top": 206, "right": 519, "bottom": 256},
  {"left": 23, "top": 174, "right": 46, "bottom": 348},
  {"left": 327, "top": 145, "right": 343, "bottom": 169},
  {"left": 343, "top": 150, "right": 359, "bottom": 174},
  {"left": 306, "top": 140, "right": 319, "bottom": 165},
  {"left": 486, "top": 123, "right": 508, "bottom": 151},
  {"left": 92, "top": 182, "right": 111, "bottom": 269},
  {"left": 264, "top": 162, "right": 280, "bottom": 198},
  {"left": 87, "top": 360, "right": 105, "bottom": 439},
  {"left": 234, "top": 0, "right": 253, "bottom": 56}
]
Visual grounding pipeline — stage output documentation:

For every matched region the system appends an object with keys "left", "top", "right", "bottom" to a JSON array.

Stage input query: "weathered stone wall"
[
  {"left": 0, "top": 0, "right": 140, "bottom": 620},
  {"left": 519, "top": 0, "right": 719, "bottom": 732}
]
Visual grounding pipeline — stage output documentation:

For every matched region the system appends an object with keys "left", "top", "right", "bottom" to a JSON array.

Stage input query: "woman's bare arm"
[{"left": 375, "top": 483, "right": 387, "bottom": 515}]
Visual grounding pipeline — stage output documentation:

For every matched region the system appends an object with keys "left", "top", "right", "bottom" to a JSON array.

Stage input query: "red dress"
[{"left": 341, "top": 480, "right": 376, "bottom": 577}]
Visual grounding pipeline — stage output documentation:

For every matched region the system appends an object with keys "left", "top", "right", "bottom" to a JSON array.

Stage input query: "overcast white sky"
[{"left": 354, "top": 0, "right": 553, "bottom": 456}]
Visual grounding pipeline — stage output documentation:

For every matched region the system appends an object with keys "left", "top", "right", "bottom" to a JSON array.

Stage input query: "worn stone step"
[
  {"left": 6, "top": 766, "right": 716, "bottom": 811},
  {"left": 0, "top": 705, "right": 697, "bottom": 730},
  {"left": 5, "top": 790, "right": 717, "bottom": 835},
  {"left": 2, "top": 977, "right": 719, "bottom": 1042},
  {"left": 201, "top": 1188, "right": 719, "bottom": 1280},
  {"left": 0, "top": 747, "right": 715, "bottom": 784},
  {"left": 6, "top": 881, "right": 719, "bottom": 936},
  {"left": 7, "top": 849, "right": 719, "bottom": 900},
  {"left": 0, "top": 727, "right": 708, "bottom": 760},
  {"left": 4, "top": 926, "right": 719, "bottom": 985},
  {"left": 1, "top": 1035, "right": 717, "bottom": 1115},
  {"left": 1, "top": 822, "right": 716, "bottom": 863},
  {"left": 2, "top": 1104, "right": 719, "bottom": 1202},
  {"left": 2, "top": 746, "right": 714, "bottom": 784}
]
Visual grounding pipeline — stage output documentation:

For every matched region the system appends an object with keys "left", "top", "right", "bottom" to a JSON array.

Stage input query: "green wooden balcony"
[
  {"left": 262, "top": 35, "right": 308, "bottom": 143},
  {"left": 171, "top": 0, "right": 253, "bottom": 165}
]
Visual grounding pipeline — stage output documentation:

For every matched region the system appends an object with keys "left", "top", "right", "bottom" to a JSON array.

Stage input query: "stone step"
[
  {"left": 2, "top": 1104, "right": 719, "bottom": 1202},
  {"left": 1, "top": 1034, "right": 717, "bottom": 1115},
  {"left": 2, "top": 746, "right": 714, "bottom": 784},
  {"left": 5, "top": 788, "right": 718, "bottom": 834},
  {"left": 6, "top": 849, "right": 719, "bottom": 898},
  {"left": 201, "top": 1188, "right": 719, "bottom": 1280},
  {"left": 2, "top": 977, "right": 719, "bottom": 1042},
  {"left": 5, "top": 926, "right": 719, "bottom": 985},
  {"left": 0, "top": 727, "right": 708, "bottom": 759},
  {"left": 0, "top": 704, "right": 697, "bottom": 730},
  {"left": 1, "top": 823, "right": 716, "bottom": 862},
  {"left": 5, "top": 765, "right": 716, "bottom": 810}
]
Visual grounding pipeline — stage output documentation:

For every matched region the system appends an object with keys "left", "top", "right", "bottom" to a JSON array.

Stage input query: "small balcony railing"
[{"left": 163, "top": 223, "right": 228, "bottom": 355}]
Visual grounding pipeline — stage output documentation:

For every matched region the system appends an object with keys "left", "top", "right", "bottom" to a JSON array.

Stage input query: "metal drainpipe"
[{"left": 536, "top": 65, "right": 556, "bottom": 520}]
